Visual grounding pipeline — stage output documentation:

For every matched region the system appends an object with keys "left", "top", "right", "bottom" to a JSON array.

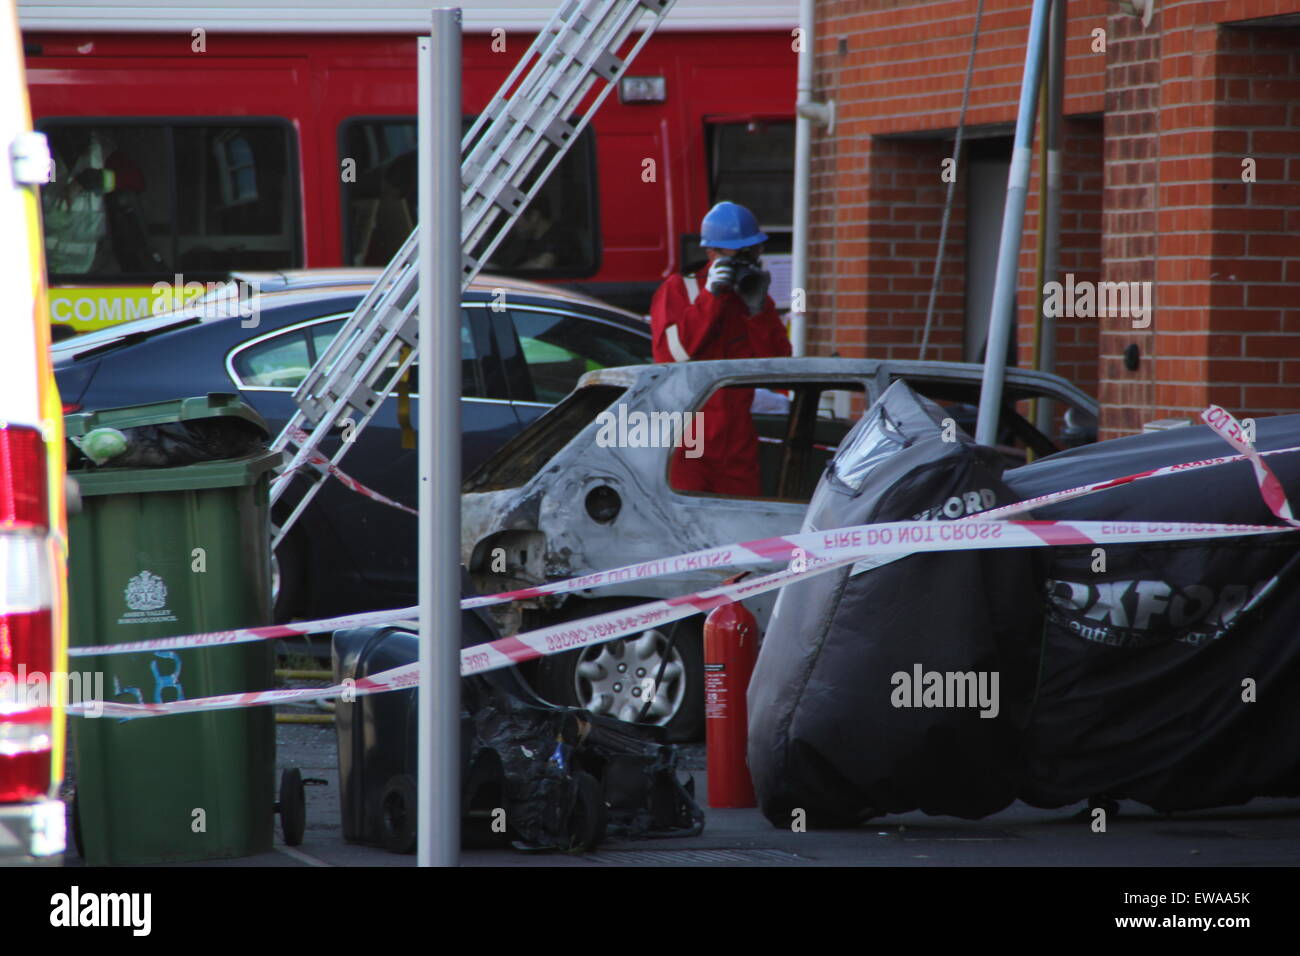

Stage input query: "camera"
[{"left": 728, "top": 248, "right": 765, "bottom": 297}]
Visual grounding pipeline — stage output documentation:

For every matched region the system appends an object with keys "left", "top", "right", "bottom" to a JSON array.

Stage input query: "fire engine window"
[
  {"left": 340, "top": 117, "right": 600, "bottom": 277},
  {"left": 670, "top": 382, "right": 862, "bottom": 502},
  {"left": 39, "top": 120, "right": 301, "bottom": 280},
  {"left": 706, "top": 120, "right": 795, "bottom": 238}
]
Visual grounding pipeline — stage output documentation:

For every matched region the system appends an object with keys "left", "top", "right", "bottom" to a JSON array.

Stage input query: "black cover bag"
[
  {"left": 1004, "top": 415, "right": 1300, "bottom": 811},
  {"left": 747, "top": 382, "right": 1042, "bottom": 826}
]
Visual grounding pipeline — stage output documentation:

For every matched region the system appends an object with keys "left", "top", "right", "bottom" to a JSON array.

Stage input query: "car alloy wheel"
[
  {"left": 534, "top": 604, "right": 704, "bottom": 741},
  {"left": 573, "top": 628, "right": 687, "bottom": 726}
]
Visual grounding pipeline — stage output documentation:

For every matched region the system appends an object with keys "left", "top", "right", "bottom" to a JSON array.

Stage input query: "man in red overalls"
[{"left": 650, "top": 202, "right": 791, "bottom": 495}]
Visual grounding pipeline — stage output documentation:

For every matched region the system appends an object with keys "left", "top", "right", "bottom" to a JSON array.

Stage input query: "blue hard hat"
[{"left": 700, "top": 201, "right": 768, "bottom": 250}]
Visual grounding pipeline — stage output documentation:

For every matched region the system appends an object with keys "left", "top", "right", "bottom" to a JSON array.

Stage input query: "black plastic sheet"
[{"left": 69, "top": 417, "right": 268, "bottom": 469}]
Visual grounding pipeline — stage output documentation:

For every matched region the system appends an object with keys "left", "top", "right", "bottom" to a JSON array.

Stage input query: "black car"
[{"left": 53, "top": 269, "right": 652, "bottom": 621}]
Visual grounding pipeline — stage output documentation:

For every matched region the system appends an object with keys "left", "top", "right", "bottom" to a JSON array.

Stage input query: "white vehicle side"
[{"left": 0, "top": 0, "right": 67, "bottom": 865}]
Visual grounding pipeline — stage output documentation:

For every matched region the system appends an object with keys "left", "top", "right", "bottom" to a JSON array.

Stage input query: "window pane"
[
  {"left": 708, "top": 121, "right": 795, "bottom": 231},
  {"left": 309, "top": 320, "right": 345, "bottom": 362},
  {"left": 372, "top": 311, "right": 484, "bottom": 398},
  {"left": 461, "top": 315, "right": 484, "bottom": 398},
  {"left": 173, "top": 125, "right": 297, "bottom": 271},
  {"left": 340, "top": 120, "right": 418, "bottom": 267},
  {"left": 510, "top": 310, "right": 650, "bottom": 404},
  {"left": 42, "top": 124, "right": 172, "bottom": 277},
  {"left": 232, "top": 332, "right": 312, "bottom": 388},
  {"left": 341, "top": 117, "right": 600, "bottom": 276},
  {"left": 39, "top": 121, "right": 301, "bottom": 280}
]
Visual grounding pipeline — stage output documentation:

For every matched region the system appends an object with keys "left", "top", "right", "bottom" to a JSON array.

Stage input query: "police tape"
[
  {"left": 67, "top": 605, "right": 418, "bottom": 659},
  {"left": 67, "top": 518, "right": 1295, "bottom": 718},
  {"left": 286, "top": 426, "right": 418, "bottom": 516},
  {"left": 66, "top": 662, "right": 419, "bottom": 719},
  {"left": 68, "top": 516, "right": 1293, "bottom": 664},
  {"left": 1200, "top": 405, "right": 1300, "bottom": 528},
  {"left": 456, "top": 518, "right": 1292, "bottom": 675},
  {"left": 978, "top": 442, "right": 1300, "bottom": 522}
]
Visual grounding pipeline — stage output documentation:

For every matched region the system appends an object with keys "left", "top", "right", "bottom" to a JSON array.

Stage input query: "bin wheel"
[
  {"left": 279, "top": 768, "right": 306, "bottom": 846},
  {"left": 564, "top": 771, "right": 606, "bottom": 853},
  {"left": 379, "top": 774, "right": 418, "bottom": 854}
]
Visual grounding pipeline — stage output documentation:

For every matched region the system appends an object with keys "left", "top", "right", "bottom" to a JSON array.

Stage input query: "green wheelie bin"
[{"left": 66, "top": 393, "right": 281, "bottom": 865}]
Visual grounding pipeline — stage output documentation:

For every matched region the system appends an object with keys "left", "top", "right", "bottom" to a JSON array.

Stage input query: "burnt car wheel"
[{"left": 536, "top": 605, "right": 704, "bottom": 742}]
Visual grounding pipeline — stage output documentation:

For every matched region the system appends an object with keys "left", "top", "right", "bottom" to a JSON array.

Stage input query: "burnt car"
[{"left": 462, "top": 356, "right": 1098, "bottom": 739}]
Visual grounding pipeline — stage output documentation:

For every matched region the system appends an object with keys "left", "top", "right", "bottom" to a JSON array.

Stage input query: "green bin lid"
[
  {"left": 64, "top": 392, "right": 269, "bottom": 440},
  {"left": 70, "top": 448, "right": 283, "bottom": 495}
]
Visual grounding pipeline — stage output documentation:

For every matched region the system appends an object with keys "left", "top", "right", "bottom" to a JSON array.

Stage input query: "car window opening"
[{"left": 671, "top": 381, "right": 865, "bottom": 504}]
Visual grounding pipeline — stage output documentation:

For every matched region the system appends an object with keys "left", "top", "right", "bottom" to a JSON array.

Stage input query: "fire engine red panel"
[{"left": 23, "top": 31, "right": 795, "bottom": 294}]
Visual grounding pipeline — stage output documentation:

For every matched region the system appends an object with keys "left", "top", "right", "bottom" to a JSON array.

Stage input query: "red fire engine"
[{"left": 21, "top": 1, "right": 798, "bottom": 330}]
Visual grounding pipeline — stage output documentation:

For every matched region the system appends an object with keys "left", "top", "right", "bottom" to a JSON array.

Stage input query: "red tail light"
[
  {"left": 0, "top": 609, "right": 53, "bottom": 681},
  {"left": 0, "top": 423, "right": 56, "bottom": 803},
  {"left": 0, "top": 710, "right": 52, "bottom": 802},
  {"left": 61, "top": 402, "right": 82, "bottom": 414},
  {"left": 0, "top": 425, "right": 47, "bottom": 527}
]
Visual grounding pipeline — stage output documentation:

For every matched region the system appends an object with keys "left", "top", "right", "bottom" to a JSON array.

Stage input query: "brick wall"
[
  {"left": 810, "top": 0, "right": 1300, "bottom": 440},
  {"left": 1202, "top": 25, "right": 1300, "bottom": 417},
  {"left": 808, "top": 0, "right": 1108, "bottom": 397},
  {"left": 1099, "top": 6, "right": 1161, "bottom": 436}
]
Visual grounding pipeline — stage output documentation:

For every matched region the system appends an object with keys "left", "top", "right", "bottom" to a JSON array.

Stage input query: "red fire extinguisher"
[{"left": 704, "top": 577, "right": 759, "bottom": 808}]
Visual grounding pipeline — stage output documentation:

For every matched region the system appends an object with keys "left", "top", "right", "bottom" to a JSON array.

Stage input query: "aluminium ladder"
[{"left": 269, "top": 0, "right": 675, "bottom": 546}]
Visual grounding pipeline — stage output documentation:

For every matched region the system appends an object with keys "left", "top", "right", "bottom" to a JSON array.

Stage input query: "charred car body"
[{"left": 462, "top": 356, "right": 1098, "bottom": 740}]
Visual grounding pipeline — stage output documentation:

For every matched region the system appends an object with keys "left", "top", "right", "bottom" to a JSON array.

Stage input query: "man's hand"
[
  {"left": 739, "top": 266, "right": 771, "bottom": 315},
  {"left": 706, "top": 257, "right": 736, "bottom": 294}
]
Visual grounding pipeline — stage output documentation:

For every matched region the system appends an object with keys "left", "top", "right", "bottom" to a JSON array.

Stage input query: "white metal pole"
[
  {"left": 417, "top": 7, "right": 462, "bottom": 869},
  {"left": 974, "top": 0, "right": 1052, "bottom": 445},
  {"left": 1036, "top": 0, "right": 1066, "bottom": 434},
  {"left": 790, "top": 0, "right": 816, "bottom": 358}
]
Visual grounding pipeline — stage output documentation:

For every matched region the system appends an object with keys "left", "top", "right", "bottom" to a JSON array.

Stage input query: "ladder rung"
[
  {"left": 551, "top": 34, "right": 623, "bottom": 82},
  {"left": 463, "top": 162, "right": 529, "bottom": 215},
  {"left": 505, "top": 101, "right": 576, "bottom": 148}
]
